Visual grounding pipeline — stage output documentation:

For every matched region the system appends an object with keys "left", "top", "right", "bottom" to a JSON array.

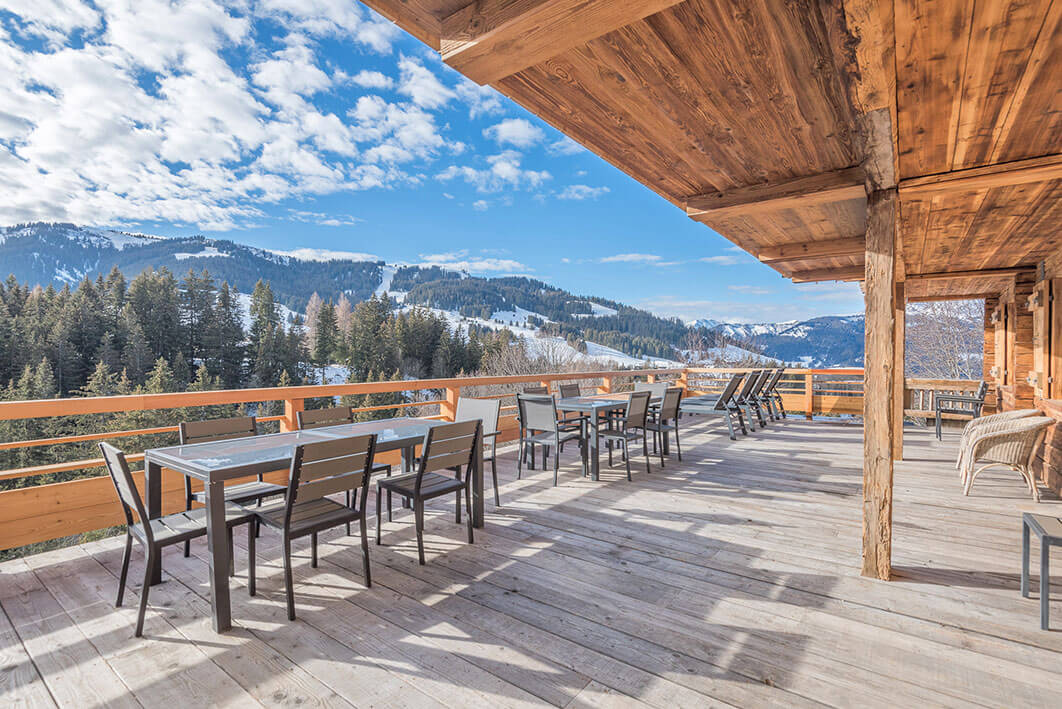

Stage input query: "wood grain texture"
[{"left": 685, "top": 167, "right": 866, "bottom": 218}]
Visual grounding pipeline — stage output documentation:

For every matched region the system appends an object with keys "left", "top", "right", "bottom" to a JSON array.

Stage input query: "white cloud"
[
  {"left": 548, "top": 137, "right": 584, "bottom": 156},
  {"left": 729, "top": 285, "right": 771, "bottom": 295},
  {"left": 601, "top": 253, "right": 661, "bottom": 264},
  {"left": 472, "top": 199, "right": 488, "bottom": 211},
  {"left": 287, "top": 210, "right": 361, "bottom": 226},
  {"left": 700, "top": 255, "right": 740, "bottom": 265},
  {"left": 455, "top": 80, "right": 504, "bottom": 118},
  {"left": 397, "top": 55, "right": 455, "bottom": 109},
  {"left": 419, "top": 249, "right": 528, "bottom": 273},
  {"left": 436, "top": 151, "right": 550, "bottom": 193},
  {"left": 256, "top": 0, "right": 399, "bottom": 52},
  {"left": 483, "top": 118, "right": 544, "bottom": 148},
  {"left": 558, "top": 184, "right": 609, "bottom": 200},
  {"left": 344, "top": 69, "right": 394, "bottom": 89},
  {"left": 272, "top": 247, "right": 378, "bottom": 261}
]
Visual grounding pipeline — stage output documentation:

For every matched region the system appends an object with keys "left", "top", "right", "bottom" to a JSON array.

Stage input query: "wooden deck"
[{"left": 2, "top": 417, "right": 1061, "bottom": 708}]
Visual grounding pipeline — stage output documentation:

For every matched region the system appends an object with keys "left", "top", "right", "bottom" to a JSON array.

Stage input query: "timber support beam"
[
  {"left": 758, "top": 236, "right": 866, "bottom": 265},
  {"left": 685, "top": 167, "right": 866, "bottom": 222},
  {"left": 862, "top": 188, "right": 898, "bottom": 581}
]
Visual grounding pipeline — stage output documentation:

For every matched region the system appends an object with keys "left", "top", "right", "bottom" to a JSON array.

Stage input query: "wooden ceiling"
[{"left": 361, "top": 0, "right": 1062, "bottom": 300}]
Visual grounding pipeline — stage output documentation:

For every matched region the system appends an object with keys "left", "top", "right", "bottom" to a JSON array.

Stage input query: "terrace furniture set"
[{"left": 680, "top": 368, "right": 787, "bottom": 440}]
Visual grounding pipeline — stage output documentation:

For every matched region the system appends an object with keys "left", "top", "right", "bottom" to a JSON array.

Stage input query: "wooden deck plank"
[
  {"left": 2, "top": 421, "right": 1061, "bottom": 708},
  {"left": 0, "top": 604, "right": 55, "bottom": 709}
]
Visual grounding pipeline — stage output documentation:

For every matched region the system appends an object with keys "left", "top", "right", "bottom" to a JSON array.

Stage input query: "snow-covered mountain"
[{"left": 702, "top": 315, "right": 866, "bottom": 368}]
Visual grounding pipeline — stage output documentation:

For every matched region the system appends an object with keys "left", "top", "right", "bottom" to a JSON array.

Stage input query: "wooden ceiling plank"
[
  {"left": 898, "top": 153, "right": 1062, "bottom": 197},
  {"left": 758, "top": 236, "right": 866, "bottom": 264},
  {"left": 906, "top": 266, "right": 1035, "bottom": 282},
  {"left": 790, "top": 266, "right": 867, "bottom": 283},
  {"left": 440, "top": 0, "right": 684, "bottom": 85},
  {"left": 359, "top": 0, "right": 444, "bottom": 50},
  {"left": 685, "top": 167, "right": 866, "bottom": 219}
]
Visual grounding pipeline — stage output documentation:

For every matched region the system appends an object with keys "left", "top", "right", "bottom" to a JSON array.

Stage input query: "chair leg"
[
  {"left": 491, "top": 454, "right": 500, "bottom": 506},
  {"left": 414, "top": 500, "right": 426, "bottom": 565},
  {"left": 387, "top": 490, "right": 393, "bottom": 522},
  {"left": 465, "top": 483, "right": 474, "bottom": 544},
  {"left": 228, "top": 528, "right": 235, "bottom": 578},
  {"left": 455, "top": 488, "right": 462, "bottom": 524},
  {"left": 517, "top": 439, "right": 524, "bottom": 479},
  {"left": 183, "top": 539, "right": 190, "bottom": 558},
  {"left": 674, "top": 427, "right": 682, "bottom": 461},
  {"left": 345, "top": 490, "right": 352, "bottom": 536},
  {"left": 1041, "top": 542, "right": 1050, "bottom": 631},
  {"left": 311, "top": 532, "right": 318, "bottom": 568},
  {"left": 135, "top": 548, "right": 155, "bottom": 637},
  {"left": 116, "top": 533, "right": 132, "bottom": 607},
  {"left": 247, "top": 520, "right": 256, "bottom": 596},
  {"left": 283, "top": 536, "right": 296, "bottom": 621},
  {"left": 1022, "top": 521, "right": 1030, "bottom": 598},
  {"left": 376, "top": 486, "right": 383, "bottom": 545},
  {"left": 624, "top": 441, "right": 632, "bottom": 481},
  {"left": 608, "top": 442, "right": 613, "bottom": 467},
  {"left": 652, "top": 430, "right": 662, "bottom": 469},
  {"left": 553, "top": 445, "right": 559, "bottom": 487},
  {"left": 360, "top": 513, "right": 371, "bottom": 588}
]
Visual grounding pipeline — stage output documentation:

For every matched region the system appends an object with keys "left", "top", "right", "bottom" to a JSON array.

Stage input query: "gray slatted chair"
[
  {"left": 100, "top": 442, "right": 255, "bottom": 637},
  {"left": 518, "top": 394, "right": 587, "bottom": 485},
  {"left": 247, "top": 434, "right": 378, "bottom": 619},
  {"left": 557, "top": 382, "right": 589, "bottom": 452},
  {"left": 764, "top": 368, "right": 788, "bottom": 419},
  {"left": 679, "top": 373, "right": 747, "bottom": 439},
  {"left": 298, "top": 405, "right": 393, "bottom": 533},
  {"left": 734, "top": 370, "right": 766, "bottom": 430},
  {"left": 757, "top": 369, "right": 786, "bottom": 421},
  {"left": 376, "top": 420, "right": 481, "bottom": 565},
  {"left": 518, "top": 384, "right": 550, "bottom": 468},
  {"left": 600, "top": 390, "right": 653, "bottom": 480},
  {"left": 180, "top": 415, "right": 286, "bottom": 557},
  {"left": 523, "top": 384, "right": 549, "bottom": 395},
  {"left": 645, "top": 387, "right": 683, "bottom": 465},
  {"left": 455, "top": 397, "right": 501, "bottom": 505}
]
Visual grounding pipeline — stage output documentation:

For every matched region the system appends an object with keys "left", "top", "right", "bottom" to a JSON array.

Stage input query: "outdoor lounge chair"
[
  {"left": 100, "top": 442, "right": 255, "bottom": 637},
  {"left": 376, "top": 420, "right": 481, "bottom": 565},
  {"left": 961, "top": 416, "right": 1054, "bottom": 501},
  {"left": 935, "top": 381, "right": 988, "bottom": 440},
  {"left": 600, "top": 390, "right": 653, "bottom": 479},
  {"left": 679, "top": 373, "right": 747, "bottom": 440},
  {"left": 248, "top": 433, "right": 378, "bottom": 619},
  {"left": 758, "top": 368, "right": 786, "bottom": 420},
  {"left": 956, "top": 408, "right": 1041, "bottom": 477},
  {"left": 734, "top": 370, "right": 768, "bottom": 430}
]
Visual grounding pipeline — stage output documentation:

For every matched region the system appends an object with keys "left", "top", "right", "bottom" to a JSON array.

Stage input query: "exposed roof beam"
[
  {"left": 904, "top": 267, "right": 1034, "bottom": 282},
  {"left": 440, "top": 0, "right": 684, "bottom": 85},
  {"left": 758, "top": 237, "right": 866, "bottom": 265},
  {"left": 789, "top": 266, "right": 866, "bottom": 283},
  {"left": 899, "top": 154, "right": 1062, "bottom": 198},
  {"left": 685, "top": 167, "right": 866, "bottom": 222},
  {"left": 907, "top": 293, "right": 998, "bottom": 303}
]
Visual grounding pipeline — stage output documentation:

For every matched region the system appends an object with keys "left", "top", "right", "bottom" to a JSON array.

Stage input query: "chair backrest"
[
  {"left": 749, "top": 369, "right": 773, "bottom": 397},
  {"left": 763, "top": 368, "right": 785, "bottom": 394},
  {"left": 634, "top": 381, "right": 669, "bottom": 398},
  {"left": 99, "top": 442, "right": 151, "bottom": 540},
  {"left": 287, "top": 435, "right": 377, "bottom": 518},
  {"left": 715, "top": 373, "right": 746, "bottom": 410},
  {"left": 659, "top": 387, "right": 682, "bottom": 421},
  {"left": 736, "top": 370, "right": 762, "bottom": 401},
  {"left": 523, "top": 384, "right": 549, "bottom": 395},
  {"left": 975, "top": 380, "right": 988, "bottom": 400},
  {"left": 298, "top": 405, "right": 354, "bottom": 430},
  {"left": 625, "top": 390, "right": 652, "bottom": 428},
  {"left": 456, "top": 397, "right": 500, "bottom": 437},
  {"left": 180, "top": 415, "right": 257, "bottom": 445},
  {"left": 558, "top": 383, "right": 581, "bottom": 399},
  {"left": 519, "top": 394, "right": 561, "bottom": 433},
  {"left": 417, "top": 420, "right": 481, "bottom": 493}
]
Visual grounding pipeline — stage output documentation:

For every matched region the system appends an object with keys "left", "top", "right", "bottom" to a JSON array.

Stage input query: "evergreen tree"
[
  {"left": 313, "top": 301, "right": 339, "bottom": 365},
  {"left": 347, "top": 294, "right": 397, "bottom": 382},
  {"left": 207, "top": 283, "right": 245, "bottom": 389},
  {"left": 179, "top": 269, "right": 216, "bottom": 363}
]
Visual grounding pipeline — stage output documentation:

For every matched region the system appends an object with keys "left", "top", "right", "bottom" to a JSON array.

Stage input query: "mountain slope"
[{"left": 705, "top": 315, "right": 866, "bottom": 367}]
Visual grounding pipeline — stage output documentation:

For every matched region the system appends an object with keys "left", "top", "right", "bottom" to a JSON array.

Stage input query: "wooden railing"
[{"left": 0, "top": 367, "right": 979, "bottom": 552}]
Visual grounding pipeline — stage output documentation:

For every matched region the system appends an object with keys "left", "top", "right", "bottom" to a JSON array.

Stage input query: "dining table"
[
  {"left": 143, "top": 416, "right": 484, "bottom": 632},
  {"left": 554, "top": 393, "right": 662, "bottom": 481}
]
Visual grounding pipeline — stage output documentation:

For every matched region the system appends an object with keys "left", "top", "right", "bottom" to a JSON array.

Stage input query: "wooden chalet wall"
[
  {"left": 982, "top": 297, "right": 998, "bottom": 414},
  {"left": 993, "top": 273, "right": 1037, "bottom": 411},
  {"left": 1030, "top": 250, "right": 1062, "bottom": 495}
]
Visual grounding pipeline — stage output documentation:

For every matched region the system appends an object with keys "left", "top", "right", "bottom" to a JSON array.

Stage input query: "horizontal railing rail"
[{"left": 0, "top": 366, "right": 980, "bottom": 553}]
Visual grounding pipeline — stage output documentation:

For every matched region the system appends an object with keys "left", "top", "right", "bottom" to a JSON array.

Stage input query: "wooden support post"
[
  {"left": 597, "top": 376, "right": 612, "bottom": 395},
  {"left": 647, "top": 374, "right": 657, "bottom": 384},
  {"left": 804, "top": 372, "right": 814, "bottom": 420},
  {"left": 862, "top": 189, "right": 897, "bottom": 581},
  {"left": 441, "top": 386, "right": 460, "bottom": 421},
  {"left": 280, "top": 398, "right": 303, "bottom": 432},
  {"left": 893, "top": 281, "right": 905, "bottom": 460},
  {"left": 540, "top": 380, "right": 552, "bottom": 393},
  {"left": 677, "top": 369, "right": 689, "bottom": 392},
  {"left": 983, "top": 297, "right": 997, "bottom": 414}
]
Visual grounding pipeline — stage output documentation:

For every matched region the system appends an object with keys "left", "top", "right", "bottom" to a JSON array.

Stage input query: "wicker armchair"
[
  {"left": 956, "top": 409, "right": 1040, "bottom": 478},
  {"left": 961, "top": 416, "right": 1054, "bottom": 501}
]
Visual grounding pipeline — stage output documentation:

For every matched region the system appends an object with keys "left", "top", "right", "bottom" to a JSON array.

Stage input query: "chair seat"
[
  {"left": 144, "top": 504, "right": 254, "bottom": 545},
  {"left": 378, "top": 471, "right": 465, "bottom": 500},
  {"left": 190, "top": 480, "right": 286, "bottom": 505},
  {"left": 252, "top": 497, "right": 359, "bottom": 536},
  {"left": 644, "top": 420, "right": 676, "bottom": 433},
  {"left": 600, "top": 428, "right": 641, "bottom": 442},
  {"left": 528, "top": 429, "right": 583, "bottom": 445}
]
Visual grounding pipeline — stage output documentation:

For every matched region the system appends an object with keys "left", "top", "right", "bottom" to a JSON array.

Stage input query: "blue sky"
[{"left": 0, "top": 1, "right": 863, "bottom": 323}]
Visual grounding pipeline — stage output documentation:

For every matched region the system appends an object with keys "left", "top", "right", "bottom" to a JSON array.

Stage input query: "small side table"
[{"left": 1021, "top": 512, "right": 1061, "bottom": 630}]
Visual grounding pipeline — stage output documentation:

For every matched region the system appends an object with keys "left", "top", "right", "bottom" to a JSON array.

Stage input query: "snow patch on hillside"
[
  {"left": 490, "top": 306, "right": 549, "bottom": 327},
  {"left": 174, "top": 246, "right": 230, "bottom": 260},
  {"left": 234, "top": 293, "right": 301, "bottom": 331},
  {"left": 572, "top": 301, "right": 618, "bottom": 317}
]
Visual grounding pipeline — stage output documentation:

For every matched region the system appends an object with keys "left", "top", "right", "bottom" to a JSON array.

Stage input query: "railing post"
[
  {"left": 678, "top": 369, "right": 689, "bottom": 393},
  {"left": 804, "top": 372, "right": 814, "bottom": 420},
  {"left": 441, "top": 386, "right": 460, "bottom": 421},
  {"left": 281, "top": 398, "right": 304, "bottom": 432},
  {"left": 647, "top": 373, "right": 657, "bottom": 384},
  {"left": 597, "top": 376, "right": 612, "bottom": 395},
  {"left": 540, "top": 380, "right": 552, "bottom": 393}
]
